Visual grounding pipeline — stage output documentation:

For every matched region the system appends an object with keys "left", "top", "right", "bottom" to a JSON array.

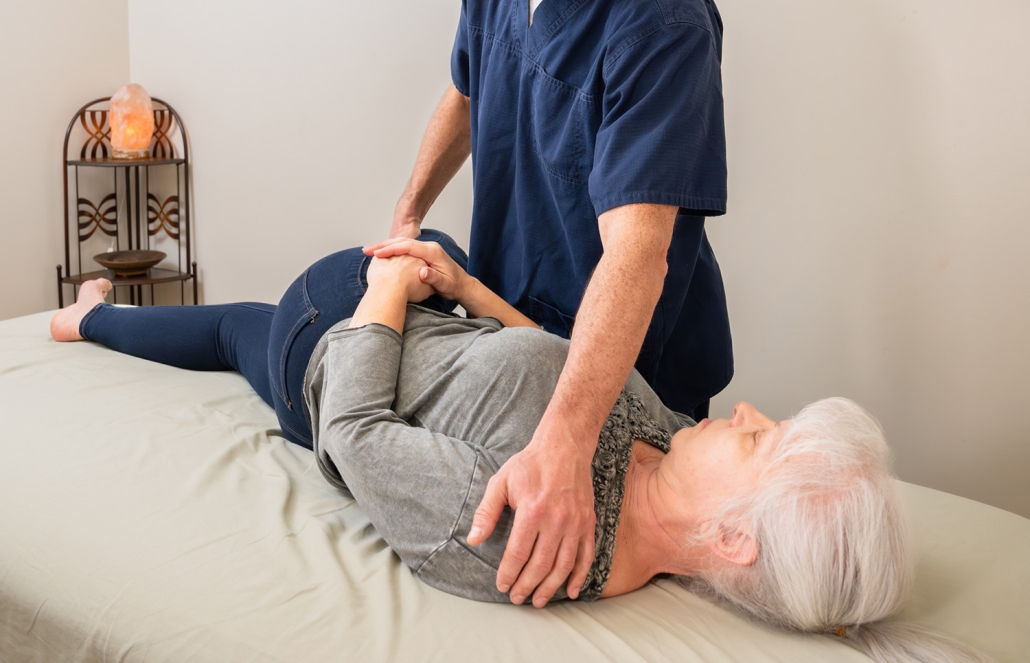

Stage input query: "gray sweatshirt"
[{"left": 303, "top": 305, "right": 693, "bottom": 602}]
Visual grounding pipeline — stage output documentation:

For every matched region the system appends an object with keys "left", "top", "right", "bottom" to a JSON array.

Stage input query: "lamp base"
[{"left": 112, "top": 148, "right": 151, "bottom": 160}]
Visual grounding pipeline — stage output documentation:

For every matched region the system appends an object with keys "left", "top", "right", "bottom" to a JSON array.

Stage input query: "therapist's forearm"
[
  {"left": 540, "top": 204, "right": 676, "bottom": 447},
  {"left": 396, "top": 85, "right": 471, "bottom": 227}
]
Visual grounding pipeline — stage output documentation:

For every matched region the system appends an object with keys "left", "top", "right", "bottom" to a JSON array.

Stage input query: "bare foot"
[{"left": 50, "top": 278, "right": 113, "bottom": 342}]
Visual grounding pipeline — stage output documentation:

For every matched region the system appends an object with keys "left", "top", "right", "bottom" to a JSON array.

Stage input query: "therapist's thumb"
[{"left": 468, "top": 475, "right": 508, "bottom": 546}]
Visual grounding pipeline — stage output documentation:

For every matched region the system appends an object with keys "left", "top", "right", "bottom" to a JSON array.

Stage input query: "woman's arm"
[
  {"left": 310, "top": 320, "right": 479, "bottom": 574},
  {"left": 456, "top": 276, "right": 540, "bottom": 330},
  {"left": 362, "top": 239, "right": 541, "bottom": 330},
  {"left": 312, "top": 252, "right": 485, "bottom": 572},
  {"left": 348, "top": 254, "right": 434, "bottom": 333}
]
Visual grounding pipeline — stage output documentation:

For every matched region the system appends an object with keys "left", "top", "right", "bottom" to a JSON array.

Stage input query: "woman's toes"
[{"left": 79, "top": 278, "right": 111, "bottom": 306}]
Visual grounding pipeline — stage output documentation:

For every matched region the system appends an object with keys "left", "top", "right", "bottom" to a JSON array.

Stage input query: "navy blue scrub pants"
[{"left": 78, "top": 230, "right": 465, "bottom": 449}]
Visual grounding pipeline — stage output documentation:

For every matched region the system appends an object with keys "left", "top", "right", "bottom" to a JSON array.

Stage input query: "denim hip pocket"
[{"left": 270, "top": 268, "right": 319, "bottom": 410}]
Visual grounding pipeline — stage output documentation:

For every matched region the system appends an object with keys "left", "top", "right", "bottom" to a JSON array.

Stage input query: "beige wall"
[
  {"left": 127, "top": 0, "right": 473, "bottom": 307},
  {"left": 709, "top": 0, "right": 1030, "bottom": 517},
  {"left": 117, "top": 0, "right": 1027, "bottom": 518},
  {"left": 0, "top": 0, "right": 130, "bottom": 320}
]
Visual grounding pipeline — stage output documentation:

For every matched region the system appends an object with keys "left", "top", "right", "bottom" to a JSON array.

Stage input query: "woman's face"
[{"left": 662, "top": 402, "right": 789, "bottom": 510}]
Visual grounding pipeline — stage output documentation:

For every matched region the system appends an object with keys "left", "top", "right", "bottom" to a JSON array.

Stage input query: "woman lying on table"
[{"left": 50, "top": 230, "right": 987, "bottom": 663}]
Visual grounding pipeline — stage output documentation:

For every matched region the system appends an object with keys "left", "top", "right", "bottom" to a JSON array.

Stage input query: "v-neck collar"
[{"left": 515, "top": 0, "right": 588, "bottom": 57}]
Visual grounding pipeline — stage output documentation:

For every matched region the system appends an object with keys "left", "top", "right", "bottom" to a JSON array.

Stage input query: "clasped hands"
[
  {"left": 362, "top": 238, "right": 469, "bottom": 305},
  {"left": 362, "top": 238, "right": 598, "bottom": 608}
]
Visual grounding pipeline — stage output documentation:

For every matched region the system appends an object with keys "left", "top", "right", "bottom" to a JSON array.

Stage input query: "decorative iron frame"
[{"left": 58, "top": 96, "right": 197, "bottom": 307}]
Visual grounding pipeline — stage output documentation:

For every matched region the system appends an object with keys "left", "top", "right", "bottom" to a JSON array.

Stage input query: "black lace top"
[{"left": 577, "top": 392, "right": 672, "bottom": 601}]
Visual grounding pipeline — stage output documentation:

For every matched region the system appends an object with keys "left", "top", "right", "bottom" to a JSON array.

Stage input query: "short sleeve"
[
  {"left": 589, "top": 23, "right": 727, "bottom": 218},
  {"left": 450, "top": 1, "right": 471, "bottom": 97}
]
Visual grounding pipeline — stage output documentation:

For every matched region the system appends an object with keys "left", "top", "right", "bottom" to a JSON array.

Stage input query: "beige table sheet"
[{"left": 1, "top": 311, "right": 1027, "bottom": 662}]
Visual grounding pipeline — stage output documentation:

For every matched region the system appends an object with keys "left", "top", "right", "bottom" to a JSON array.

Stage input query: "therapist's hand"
[{"left": 467, "top": 417, "right": 597, "bottom": 608}]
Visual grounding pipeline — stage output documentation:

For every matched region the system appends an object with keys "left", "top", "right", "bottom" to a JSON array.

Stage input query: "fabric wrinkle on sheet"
[{"left": 303, "top": 305, "right": 692, "bottom": 602}]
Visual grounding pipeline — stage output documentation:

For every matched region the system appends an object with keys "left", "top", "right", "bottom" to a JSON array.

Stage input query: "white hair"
[{"left": 687, "top": 397, "right": 992, "bottom": 663}]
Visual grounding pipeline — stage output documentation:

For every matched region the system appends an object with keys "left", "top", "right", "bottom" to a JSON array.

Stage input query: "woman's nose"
[
  {"left": 730, "top": 402, "right": 750, "bottom": 426},
  {"left": 732, "top": 401, "right": 774, "bottom": 428}
]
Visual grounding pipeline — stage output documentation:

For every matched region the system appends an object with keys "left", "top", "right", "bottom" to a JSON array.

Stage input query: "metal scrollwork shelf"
[{"left": 58, "top": 97, "right": 197, "bottom": 307}]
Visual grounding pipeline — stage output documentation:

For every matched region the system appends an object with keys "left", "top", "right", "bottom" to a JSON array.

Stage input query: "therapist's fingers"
[
  {"left": 529, "top": 537, "right": 579, "bottom": 607},
  {"left": 503, "top": 514, "right": 561, "bottom": 604},
  {"left": 496, "top": 519, "right": 542, "bottom": 601},
  {"left": 565, "top": 531, "right": 595, "bottom": 600},
  {"left": 467, "top": 473, "right": 509, "bottom": 546}
]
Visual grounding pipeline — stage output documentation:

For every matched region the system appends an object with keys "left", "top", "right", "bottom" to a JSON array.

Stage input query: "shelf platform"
[
  {"left": 67, "top": 157, "right": 185, "bottom": 167},
  {"left": 61, "top": 268, "right": 193, "bottom": 287}
]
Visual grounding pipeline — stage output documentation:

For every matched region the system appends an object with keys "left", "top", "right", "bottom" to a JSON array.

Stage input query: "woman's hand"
[
  {"left": 364, "top": 237, "right": 541, "bottom": 330},
  {"left": 350, "top": 254, "right": 432, "bottom": 334},
  {"left": 366, "top": 254, "right": 434, "bottom": 304},
  {"left": 363, "top": 239, "right": 471, "bottom": 302}
]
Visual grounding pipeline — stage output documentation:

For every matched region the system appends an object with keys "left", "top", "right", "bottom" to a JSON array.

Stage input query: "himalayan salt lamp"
[{"left": 110, "top": 84, "right": 155, "bottom": 159}]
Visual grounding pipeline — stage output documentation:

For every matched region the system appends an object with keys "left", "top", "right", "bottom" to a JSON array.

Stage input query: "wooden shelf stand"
[{"left": 58, "top": 97, "right": 198, "bottom": 307}]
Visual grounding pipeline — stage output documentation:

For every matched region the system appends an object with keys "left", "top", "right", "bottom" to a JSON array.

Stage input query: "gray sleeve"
[{"left": 315, "top": 324, "right": 480, "bottom": 571}]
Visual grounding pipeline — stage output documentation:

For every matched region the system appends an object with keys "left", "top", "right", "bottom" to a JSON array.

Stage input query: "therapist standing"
[{"left": 367, "top": 0, "right": 732, "bottom": 609}]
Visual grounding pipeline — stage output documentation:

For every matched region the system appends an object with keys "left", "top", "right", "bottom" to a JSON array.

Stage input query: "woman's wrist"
[
  {"left": 349, "top": 276, "right": 410, "bottom": 334},
  {"left": 368, "top": 270, "right": 410, "bottom": 295}
]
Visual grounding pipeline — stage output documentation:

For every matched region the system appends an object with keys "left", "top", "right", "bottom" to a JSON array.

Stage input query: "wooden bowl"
[{"left": 93, "top": 250, "right": 167, "bottom": 277}]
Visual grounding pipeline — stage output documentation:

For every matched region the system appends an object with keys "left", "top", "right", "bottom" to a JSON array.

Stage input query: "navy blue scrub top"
[{"left": 451, "top": 0, "right": 733, "bottom": 418}]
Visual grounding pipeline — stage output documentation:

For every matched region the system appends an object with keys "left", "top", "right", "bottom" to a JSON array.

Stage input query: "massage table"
[{"left": 1, "top": 310, "right": 1027, "bottom": 662}]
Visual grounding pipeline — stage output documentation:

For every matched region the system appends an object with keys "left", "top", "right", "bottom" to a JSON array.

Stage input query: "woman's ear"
[{"left": 709, "top": 523, "right": 759, "bottom": 566}]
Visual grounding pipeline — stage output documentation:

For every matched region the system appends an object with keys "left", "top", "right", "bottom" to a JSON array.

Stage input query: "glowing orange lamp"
[{"left": 110, "top": 84, "right": 155, "bottom": 160}]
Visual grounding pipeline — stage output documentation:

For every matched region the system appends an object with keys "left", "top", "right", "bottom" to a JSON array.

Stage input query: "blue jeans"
[{"left": 79, "top": 230, "right": 467, "bottom": 449}]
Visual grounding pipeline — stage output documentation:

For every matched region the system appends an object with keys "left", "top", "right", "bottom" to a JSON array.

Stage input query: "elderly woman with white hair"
[{"left": 51, "top": 232, "right": 989, "bottom": 663}]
